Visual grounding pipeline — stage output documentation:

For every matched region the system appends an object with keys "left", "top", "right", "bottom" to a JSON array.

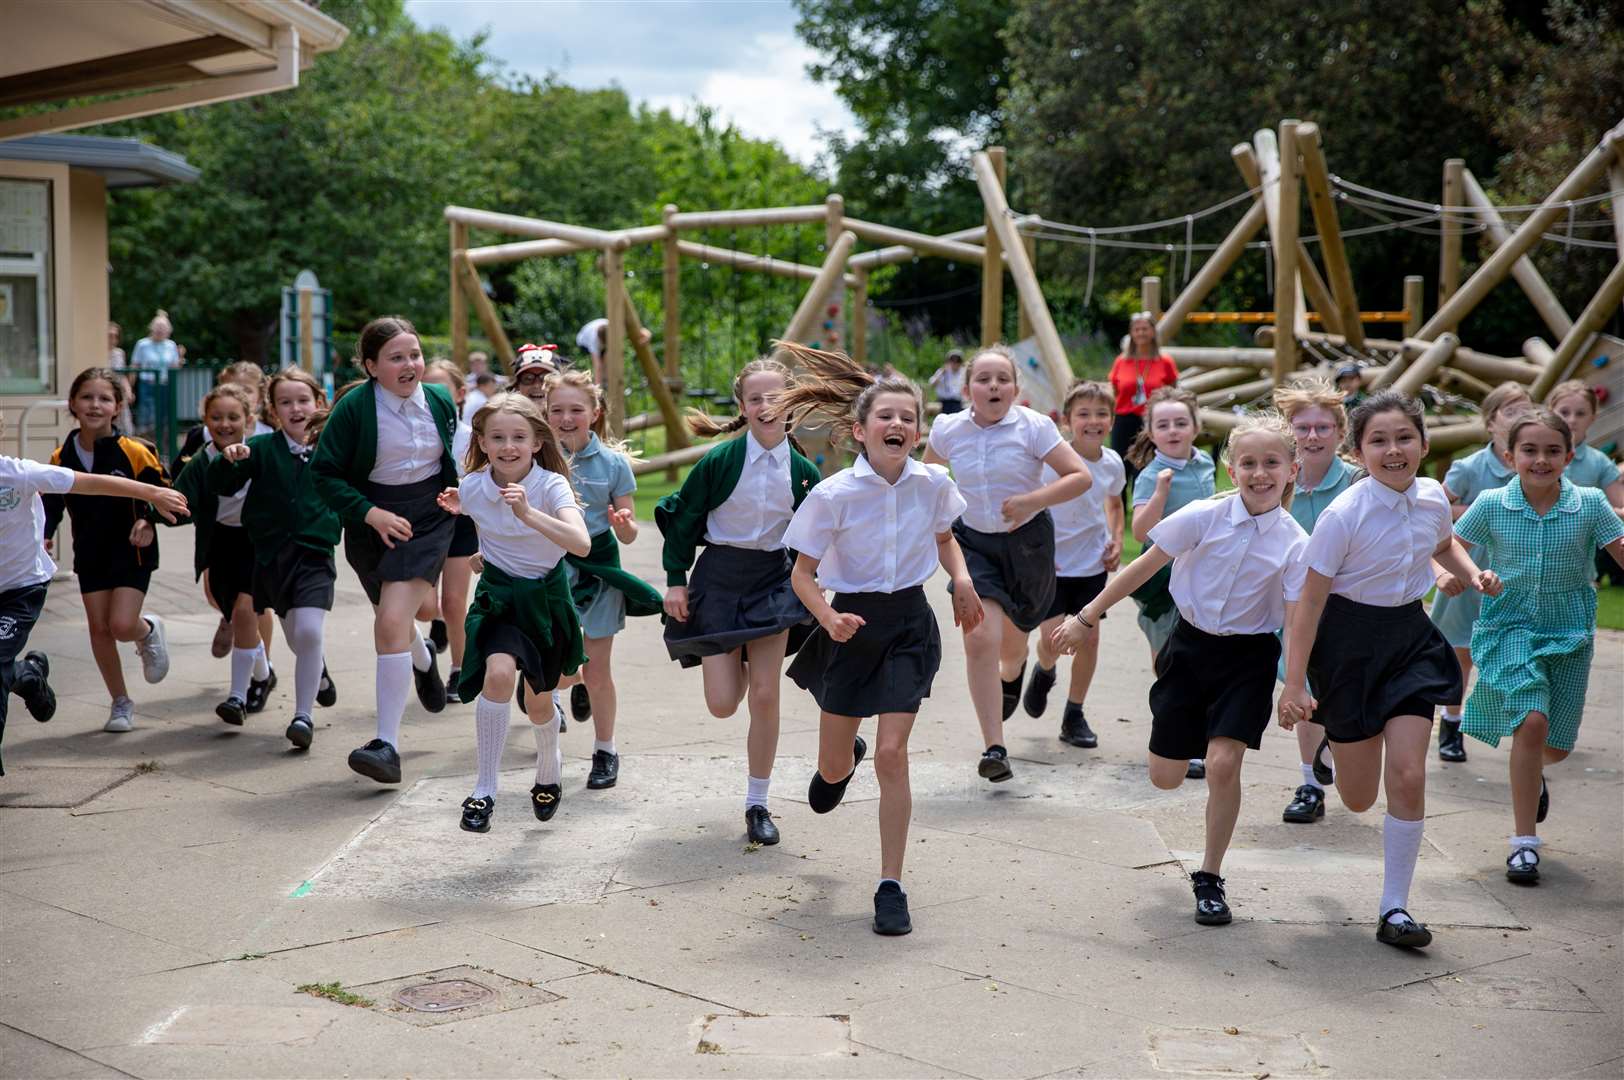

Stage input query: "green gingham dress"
[
  {"left": 1430, "top": 446, "right": 1515, "bottom": 648},
  {"left": 1459, "top": 478, "right": 1624, "bottom": 750}
]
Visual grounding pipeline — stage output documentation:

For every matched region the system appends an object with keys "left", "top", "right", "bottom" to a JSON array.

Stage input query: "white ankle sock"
[
  {"left": 1509, "top": 833, "right": 1541, "bottom": 850},
  {"left": 252, "top": 644, "right": 271, "bottom": 681},
  {"left": 375, "top": 651, "right": 412, "bottom": 747},
  {"left": 228, "top": 646, "right": 257, "bottom": 700},
  {"left": 1440, "top": 710, "right": 1461, "bottom": 722},
  {"left": 1380, "top": 813, "right": 1425, "bottom": 921},
  {"left": 472, "top": 694, "right": 510, "bottom": 798},
  {"left": 878, "top": 877, "right": 905, "bottom": 894},
  {"left": 593, "top": 738, "right": 616, "bottom": 756},
  {"left": 533, "top": 705, "right": 562, "bottom": 786},
  {"left": 409, "top": 631, "right": 433, "bottom": 673},
  {"left": 1300, "top": 762, "right": 1323, "bottom": 791},
  {"left": 280, "top": 607, "right": 326, "bottom": 717},
  {"left": 746, "top": 775, "right": 770, "bottom": 810}
]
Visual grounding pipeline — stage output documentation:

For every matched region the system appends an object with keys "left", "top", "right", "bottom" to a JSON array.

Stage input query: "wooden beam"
[
  {"left": 843, "top": 218, "right": 986, "bottom": 263},
  {"left": 1460, "top": 168, "right": 1575, "bottom": 341},
  {"left": 1611, "top": 155, "right": 1624, "bottom": 268},
  {"left": 1391, "top": 334, "right": 1460, "bottom": 397},
  {"left": 454, "top": 254, "right": 515, "bottom": 371},
  {"left": 631, "top": 440, "right": 714, "bottom": 477},
  {"left": 1270, "top": 121, "right": 1303, "bottom": 380},
  {"left": 1522, "top": 338, "right": 1555, "bottom": 367},
  {"left": 464, "top": 237, "right": 586, "bottom": 267},
  {"left": 449, "top": 221, "right": 468, "bottom": 369},
  {"left": 1017, "top": 230, "right": 1036, "bottom": 340},
  {"left": 825, "top": 194, "right": 846, "bottom": 352},
  {"left": 1403, "top": 276, "right": 1424, "bottom": 339},
  {"left": 1141, "top": 276, "right": 1161, "bottom": 321},
  {"left": 661, "top": 206, "right": 681, "bottom": 386},
  {"left": 1440, "top": 159, "right": 1464, "bottom": 308},
  {"left": 1296, "top": 122, "right": 1363, "bottom": 346},
  {"left": 619, "top": 290, "right": 688, "bottom": 452},
  {"left": 852, "top": 268, "right": 870, "bottom": 365},
  {"left": 1437, "top": 366, "right": 1494, "bottom": 400},
  {"left": 603, "top": 247, "right": 627, "bottom": 436},
  {"left": 675, "top": 240, "right": 852, "bottom": 284},
  {"left": 1178, "top": 366, "right": 1259, "bottom": 394},
  {"left": 1425, "top": 421, "right": 1489, "bottom": 455},
  {"left": 1297, "top": 247, "right": 1342, "bottom": 338},
  {"left": 0, "top": 35, "right": 246, "bottom": 108},
  {"left": 982, "top": 146, "right": 1007, "bottom": 346},
  {"left": 1418, "top": 123, "right": 1623, "bottom": 340},
  {"left": 615, "top": 224, "right": 670, "bottom": 247},
  {"left": 779, "top": 231, "right": 858, "bottom": 351},
  {"left": 1199, "top": 375, "right": 1275, "bottom": 408},
  {"left": 443, "top": 206, "right": 623, "bottom": 250},
  {"left": 668, "top": 206, "right": 829, "bottom": 230},
  {"left": 1530, "top": 258, "right": 1624, "bottom": 402},
  {"left": 1163, "top": 346, "right": 1274, "bottom": 368},
  {"left": 848, "top": 224, "right": 991, "bottom": 269}
]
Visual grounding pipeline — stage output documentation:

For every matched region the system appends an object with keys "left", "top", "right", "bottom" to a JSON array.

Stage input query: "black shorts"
[
  {"left": 1148, "top": 617, "right": 1280, "bottom": 761},
  {"left": 1307, "top": 594, "right": 1463, "bottom": 743},
  {"left": 448, "top": 513, "right": 480, "bottom": 559},
  {"left": 253, "top": 545, "right": 337, "bottom": 615},
  {"left": 1044, "top": 571, "right": 1108, "bottom": 622},
  {"left": 76, "top": 564, "right": 152, "bottom": 595},
  {"left": 663, "top": 545, "right": 812, "bottom": 669},
  {"left": 950, "top": 513, "right": 1057, "bottom": 633},
  {"left": 206, "top": 524, "right": 261, "bottom": 613},
  {"left": 0, "top": 582, "right": 48, "bottom": 773},
  {"left": 787, "top": 587, "right": 941, "bottom": 717},
  {"left": 344, "top": 476, "right": 454, "bottom": 606}
]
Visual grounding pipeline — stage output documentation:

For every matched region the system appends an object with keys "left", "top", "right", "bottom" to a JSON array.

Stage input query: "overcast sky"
[{"left": 404, "top": 0, "right": 858, "bottom": 166}]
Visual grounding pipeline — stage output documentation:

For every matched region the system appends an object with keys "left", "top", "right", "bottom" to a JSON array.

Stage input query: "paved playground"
[{"left": 2, "top": 521, "right": 1620, "bottom": 1079}]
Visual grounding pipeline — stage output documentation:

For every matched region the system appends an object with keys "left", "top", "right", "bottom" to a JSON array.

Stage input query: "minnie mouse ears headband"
[{"left": 514, "top": 343, "right": 560, "bottom": 373}]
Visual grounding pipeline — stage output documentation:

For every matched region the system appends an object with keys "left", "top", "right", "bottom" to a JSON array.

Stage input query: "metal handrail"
[{"left": 17, "top": 398, "right": 67, "bottom": 459}]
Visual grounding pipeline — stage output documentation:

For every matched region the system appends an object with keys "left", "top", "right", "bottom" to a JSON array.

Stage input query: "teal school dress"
[
  {"left": 564, "top": 433, "right": 648, "bottom": 639},
  {"left": 1130, "top": 448, "right": 1216, "bottom": 653},
  {"left": 1430, "top": 445, "right": 1515, "bottom": 648}
]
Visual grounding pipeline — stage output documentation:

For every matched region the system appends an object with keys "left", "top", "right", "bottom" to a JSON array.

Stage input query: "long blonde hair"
[{"left": 465, "top": 392, "right": 571, "bottom": 480}]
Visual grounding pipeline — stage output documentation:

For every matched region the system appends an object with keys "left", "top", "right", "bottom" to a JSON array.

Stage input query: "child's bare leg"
[
  {"left": 1510, "top": 711, "right": 1550, "bottom": 836},
  {"left": 583, "top": 634, "right": 617, "bottom": 743},
  {"left": 1201, "top": 738, "right": 1247, "bottom": 875},
  {"left": 699, "top": 650, "right": 747, "bottom": 719},
  {"left": 81, "top": 590, "right": 128, "bottom": 700},
  {"left": 875, "top": 710, "right": 917, "bottom": 881},
  {"left": 744, "top": 631, "right": 789, "bottom": 781},
  {"left": 963, "top": 599, "right": 1007, "bottom": 747}
]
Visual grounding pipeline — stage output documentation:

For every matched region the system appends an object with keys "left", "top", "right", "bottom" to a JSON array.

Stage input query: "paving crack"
[{"left": 0, "top": 1019, "right": 141, "bottom": 1077}]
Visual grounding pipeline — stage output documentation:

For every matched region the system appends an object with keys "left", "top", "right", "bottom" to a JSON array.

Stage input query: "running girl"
[{"left": 657, "top": 357, "right": 822, "bottom": 845}]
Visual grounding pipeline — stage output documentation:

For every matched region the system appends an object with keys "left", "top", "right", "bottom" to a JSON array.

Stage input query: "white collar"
[
  {"left": 1366, "top": 474, "right": 1420, "bottom": 510},
  {"left": 1226, "top": 491, "right": 1284, "bottom": 533},
  {"left": 746, "top": 430, "right": 789, "bottom": 465},
  {"left": 854, "top": 453, "right": 926, "bottom": 487},
  {"left": 374, "top": 381, "right": 427, "bottom": 413},
  {"left": 1154, "top": 449, "right": 1192, "bottom": 471},
  {"left": 967, "top": 405, "right": 1021, "bottom": 429},
  {"left": 284, "top": 433, "right": 311, "bottom": 455}
]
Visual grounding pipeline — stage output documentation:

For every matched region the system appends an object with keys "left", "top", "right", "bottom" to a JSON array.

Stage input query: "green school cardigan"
[
  {"left": 210, "top": 433, "right": 342, "bottom": 564},
  {"left": 457, "top": 561, "right": 586, "bottom": 704},
  {"left": 310, "top": 380, "right": 460, "bottom": 526}
]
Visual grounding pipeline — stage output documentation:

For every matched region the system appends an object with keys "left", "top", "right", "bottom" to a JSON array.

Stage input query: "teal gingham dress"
[
  {"left": 1458, "top": 478, "right": 1624, "bottom": 750},
  {"left": 1131, "top": 448, "right": 1216, "bottom": 652},
  {"left": 1430, "top": 446, "right": 1515, "bottom": 648}
]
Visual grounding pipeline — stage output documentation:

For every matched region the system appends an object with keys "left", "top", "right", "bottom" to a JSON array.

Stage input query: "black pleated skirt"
[
  {"left": 1307, "top": 594, "right": 1464, "bottom": 743},
  {"left": 664, "top": 545, "right": 813, "bottom": 668},
  {"left": 206, "top": 524, "right": 260, "bottom": 613},
  {"left": 343, "top": 476, "right": 454, "bottom": 605},
  {"left": 950, "top": 512, "right": 1057, "bottom": 632},
  {"left": 253, "top": 545, "right": 337, "bottom": 615},
  {"left": 787, "top": 586, "right": 940, "bottom": 717},
  {"left": 448, "top": 513, "right": 480, "bottom": 558}
]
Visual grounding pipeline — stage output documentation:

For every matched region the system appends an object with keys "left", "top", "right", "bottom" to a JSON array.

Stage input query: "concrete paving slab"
[
  {"left": 0, "top": 765, "right": 136, "bottom": 808},
  {"left": 1148, "top": 1026, "right": 1320, "bottom": 1077},
  {"left": 258, "top": 919, "right": 593, "bottom": 988},
  {"left": 698, "top": 1014, "right": 851, "bottom": 1056},
  {"left": 0, "top": 1023, "right": 131, "bottom": 1079},
  {"left": 140, "top": 1004, "right": 336, "bottom": 1046}
]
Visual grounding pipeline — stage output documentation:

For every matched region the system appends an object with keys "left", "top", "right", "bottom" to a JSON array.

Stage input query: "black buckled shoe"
[
  {"left": 978, "top": 744, "right": 1013, "bottom": 783},
  {"left": 460, "top": 795, "right": 493, "bottom": 833},
  {"left": 1438, "top": 717, "right": 1468, "bottom": 762},
  {"left": 873, "top": 881, "right": 912, "bottom": 936},
  {"left": 586, "top": 749, "right": 619, "bottom": 789},
  {"left": 1376, "top": 908, "right": 1432, "bottom": 948},
  {"left": 347, "top": 738, "right": 401, "bottom": 784},
  {"left": 1058, "top": 702, "right": 1097, "bottom": 748},
  {"left": 1022, "top": 664, "right": 1056, "bottom": 718},
  {"left": 429, "top": 618, "right": 448, "bottom": 654},
  {"left": 570, "top": 683, "right": 591, "bottom": 722},
  {"left": 1536, "top": 775, "right": 1549, "bottom": 824},
  {"left": 1506, "top": 845, "right": 1540, "bottom": 883},
  {"left": 245, "top": 667, "right": 276, "bottom": 714},
  {"left": 808, "top": 735, "right": 867, "bottom": 813},
  {"left": 1312, "top": 735, "right": 1335, "bottom": 787},
  {"left": 1191, "top": 870, "right": 1232, "bottom": 925},
  {"left": 285, "top": 715, "right": 313, "bottom": 750},
  {"left": 1186, "top": 758, "right": 1206, "bottom": 780},
  {"left": 414, "top": 653, "right": 447, "bottom": 714},
  {"left": 215, "top": 695, "right": 247, "bottom": 726},
  {"left": 15, "top": 651, "right": 56, "bottom": 723},
  {"left": 1282, "top": 784, "right": 1326, "bottom": 824},
  {"left": 316, "top": 664, "right": 337, "bottom": 708},
  {"left": 1001, "top": 664, "right": 1026, "bottom": 721},
  {"left": 531, "top": 783, "right": 562, "bottom": 821},
  {"left": 745, "top": 805, "right": 780, "bottom": 845}
]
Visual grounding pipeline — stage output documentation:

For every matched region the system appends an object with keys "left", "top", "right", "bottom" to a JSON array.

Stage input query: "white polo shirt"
[
  {"left": 457, "top": 464, "right": 580, "bottom": 579},
  {"left": 1149, "top": 495, "right": 1309, "bottom": 636},
  {"left": 1303, "top": 475, "right": 1454, "bottom": 606},
  {"left": 0, "top": 456, "right": 76, "bottom": 591},
  {"left": 1047, "top": 447, "right": 1125, "bottom": 577},
  {"left": 927, "top": 405, "right": 1062, "bottom": 533},
  {"left": 705, "top": 431, "right": 793, "bottom": 550}
]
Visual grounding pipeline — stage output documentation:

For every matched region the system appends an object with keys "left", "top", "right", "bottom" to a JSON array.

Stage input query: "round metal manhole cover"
[{"left": 393, "top": 979, "right": 495, "bottom": 1013}]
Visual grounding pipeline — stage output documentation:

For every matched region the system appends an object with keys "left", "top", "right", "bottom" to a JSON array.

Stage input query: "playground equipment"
[{"left": 444, "top": 116, "right": 1624, "bottom": 474}]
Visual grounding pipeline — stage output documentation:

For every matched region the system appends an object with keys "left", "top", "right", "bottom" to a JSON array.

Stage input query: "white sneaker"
[
  {"left": 136, "top": 614, "right": 169, "bottom": 683},
  {"left": 104, "top": 696, "right": 135, "bottom": 732}
]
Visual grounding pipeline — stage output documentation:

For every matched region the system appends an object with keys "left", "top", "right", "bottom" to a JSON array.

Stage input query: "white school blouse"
[
  {"left": 1047, "top": 447, "right": 1125, "bottom": 577},
  {"left": 0, "top": 455, "right": 75, "bottom": 591},
  {"left": 704, "top": 431, "right": 792, "bottom": 550},
  {"left": 1149, "top": 495, "right": 1309, "bottom": 636},
  {"left": 782, "top": 455, "right": 965, "bottom": 594},
  {"left": 926, "top": 405, "right": 1062, "bottom": 533},
  {"left": 457, "top": 464, "right": 580, "bottom": 579},
  {"left": 369, "top": 382, "right": 441, "bottom": 485},
  {"left": 1302, "top": 475, "right": 1453, "bottom": 606}
]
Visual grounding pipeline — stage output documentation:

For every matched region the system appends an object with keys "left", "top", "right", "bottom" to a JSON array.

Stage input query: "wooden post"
[
  {"left": 661, "top": 204, "right": 680, "bottom": 384},
  {"left": 1522, "top": 338, "right": 1555, "bottom": 368},
  {"left": 780, "top": 231, "right": 858, "bottom": 349},
  {"left": 972, "top": 151, "right": 1072, "bottom": 407},
  {"left": 603, "top": 247, "right": 627, "bottom": 437},
  {"left": 1440, "top": 159, "right": 1464, "bottom": 308},
  {"left": 1611, "top": 156, "right": 1624, "bottom": 272},
  {"left": 1460, "top": 169, "right": 1575, "bottom": 341},
  {"left": 1271, "top": 121, "right": 1302, "bottom": 383},
  {"left": 1017, "top": 230, "right": 1035, "bottom": 340},
  {"left": 824, "top": 194, "right": 846, "bottom": 352},
  {"left": 852, "top": 267, "right": 869, "bottom": 365},
  {"left": 1392, "top": 333, "right": 1460, "bottom": 397},
  {"left": 1530, "top": 258, "right": 1624, "bottom": 401},
  {"left": 981, "top": 146, "right": 1006, "bottom": 346},
  {"left": 619, "top": 291, "right": 688, "bottom": 452},
  {"left": 455, "top": 255, "right": 516, "bottom": 371},
  {"left": 1236, "top": 141, "right": 1333, "bottom": 336},
  {"left": 1296, "top": 122, "right": 1363, "bottom": 347},
  {"left": 1141, "top": 276, "right": 1161, "bottom": 321},
  {"left": 1403, "top": 276, "right": 1424, "bottom": 339},
  {"left": 450, "top": 220, "right": 468, "bottom": 368},
  {"left": 1298, "top": 253, "right": 1342, "bottom": 338},
  {"left": 1419, "top": 122, "right": 1623, "bottom": 341}
]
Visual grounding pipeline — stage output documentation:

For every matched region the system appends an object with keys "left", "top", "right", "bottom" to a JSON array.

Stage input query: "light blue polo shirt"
[
  {"left": 1288, "top": 455, "right": 1355, "bottom": 534},
  {"left": 567, "top": 433, "right": 636, "bottom": 536},
  {"left": 1131, "top": 448, "right": 1216, "bottom": 515}
]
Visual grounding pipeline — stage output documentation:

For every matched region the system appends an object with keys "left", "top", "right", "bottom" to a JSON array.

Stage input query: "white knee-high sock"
[
  {"left": 375, "top": 651, "right": 412, "bottom": 747},
  {"left": 533, "top": 699, "right": 562, "bottom": 786},
  {"left": 473, "top": 694, "right": 510, "bottom": 798},
  {"left": 279, "top": 607, "right": 326, "bottom": 717},
  {"left": 409, "top": 631, "right": 433, "bottom": 673},
  {"left": 229, "top": 647, "right": 257, "bottom": 700},
  {"left": 1380, "top": 813, "right": 1425, "bottom": 921},
  {"left": 746, "top": 775, "right": 770, "bottom": 810},
  {"left": 253, "top": 644, "right": 271, "bottom": 681}
]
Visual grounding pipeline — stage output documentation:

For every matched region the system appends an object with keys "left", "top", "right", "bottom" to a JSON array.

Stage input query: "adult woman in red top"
[{"left": 1108, "top": 312, "right": 1179, "bottom": 489}]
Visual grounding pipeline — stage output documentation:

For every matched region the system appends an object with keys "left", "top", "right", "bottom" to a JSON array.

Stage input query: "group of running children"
[{"left": 1, "top": 318, "right": 1618, "bottom": 942}]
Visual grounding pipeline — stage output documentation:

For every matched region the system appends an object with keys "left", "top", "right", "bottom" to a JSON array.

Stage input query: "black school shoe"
[
  {"left": 808, "top": 735, "right": 868, "bottom": 813},
  {"left": 531, "top": 783, "right": 562, "bottom": 821},
  {"left": 245, "top": 667, "right": 276, "bottom": 714},
  {"left": 1376, "top": 908, "right": 1432, "bottom": 949},
  {"left": 586, "top": 750, "right": 619, "bottom": 789},
  {"left": 1186, "top": 759, "right": 1206, "bottom": 780},
  {"left": 1022, "top": 664, "right": 1056, "bottom": 718},
  {"left": 1001, "top": 664, "right": 1026, "bottom": 721},
  {"left": 316, "top": 665, "right": 337, "bottom": 708},
  {"left": 570, "top": 683, "right": 592, "bottom": 722},
  {"left": 1438, "top": 717, "right": 1468, "bottom": 762},
  {"left": 1311, "top": 736, "right": 1335, "bottom": 787},
  {"left": 15, "top": 651, "right": 56, "bottom": 723},
  {"left": 978, "top": 744, "right": 1013, "bottom": 783},
  {"left": 745, "top": 805, "right": 780, "bottom": 845},
  {"left": 348, "top": 739, "right": 401, "bottom": 784},
  {"left": 285, "top": 715, "right": 313, "bottom": 750},
  {"left": 414, "top": 653, "right": 447, "bottom": 713},
  {"left": 873, "top": 881, "right": 912, "bottom": 936},
  {"left": 460, "top": 795, "right": 493, "bottom": 833},
  {"left": 429, "top": 618, "right": 449, "bottom": 654},
  {"left": 1506, "top": 846, "right": 1540, "bottom": 883},
  {"left": 1059, "top": 702, "right": 1097, "bottom": 748},
  {"left": 1191, "top": 870, "right": 1232, "bottom": 925},
  {"left": 215, "top": 695, "right": 247, "bottom": 726},
  {"left": 1537, "top": 775, "right": 1549, "bottom": 824},
  {"left": 1282, "top": 784, "right": 1326, "bottom": 823}
]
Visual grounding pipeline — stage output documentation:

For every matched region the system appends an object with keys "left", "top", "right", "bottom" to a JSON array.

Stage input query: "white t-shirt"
[
  {"left": 1149, "top": 495, "right": 1309, "bottom": 636},
  {"left": 461, "top": 390, "right": 488, "bottom": 425},
  {"left": 927, "top": 405, "right": 1063, "bottom": 533},
  {"left": 1047, "top": 446, "right": 1125, "bottom": 577},
  {"left": 458, "top": 464, "right": 580, "bottom": 579},
  {"left": 782, "top": 455, "right": 965, "bottom": 594},
  {"left": 0, "top": 456, "right": 76, "bottom": 591},
  {"left": 704, "top": 431, "right": 793, "bottom": 551},
  {"left": 451, "top": 420, "right": 472, "bottom": 478},
  {"left": 1303, "top": 476, "right": 1453, "bottom": 606}
]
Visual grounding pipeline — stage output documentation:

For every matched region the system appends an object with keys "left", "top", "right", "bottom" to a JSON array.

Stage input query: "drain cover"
[{"left": 394, "top": 979, "right": 495, "bottom": 1013}]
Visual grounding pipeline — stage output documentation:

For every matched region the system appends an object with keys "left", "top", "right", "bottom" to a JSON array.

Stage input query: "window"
[{"left": 0, "top": 177, "right": 55, "bottom": 394}]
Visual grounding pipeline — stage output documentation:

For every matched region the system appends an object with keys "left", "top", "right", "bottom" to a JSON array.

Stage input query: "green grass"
[
  {"left": 296, "top": 982, "right": 373, "bottom": 1008},
  {"left": 1599, "top": 584, "right": 1624, "bottom": 631}
]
